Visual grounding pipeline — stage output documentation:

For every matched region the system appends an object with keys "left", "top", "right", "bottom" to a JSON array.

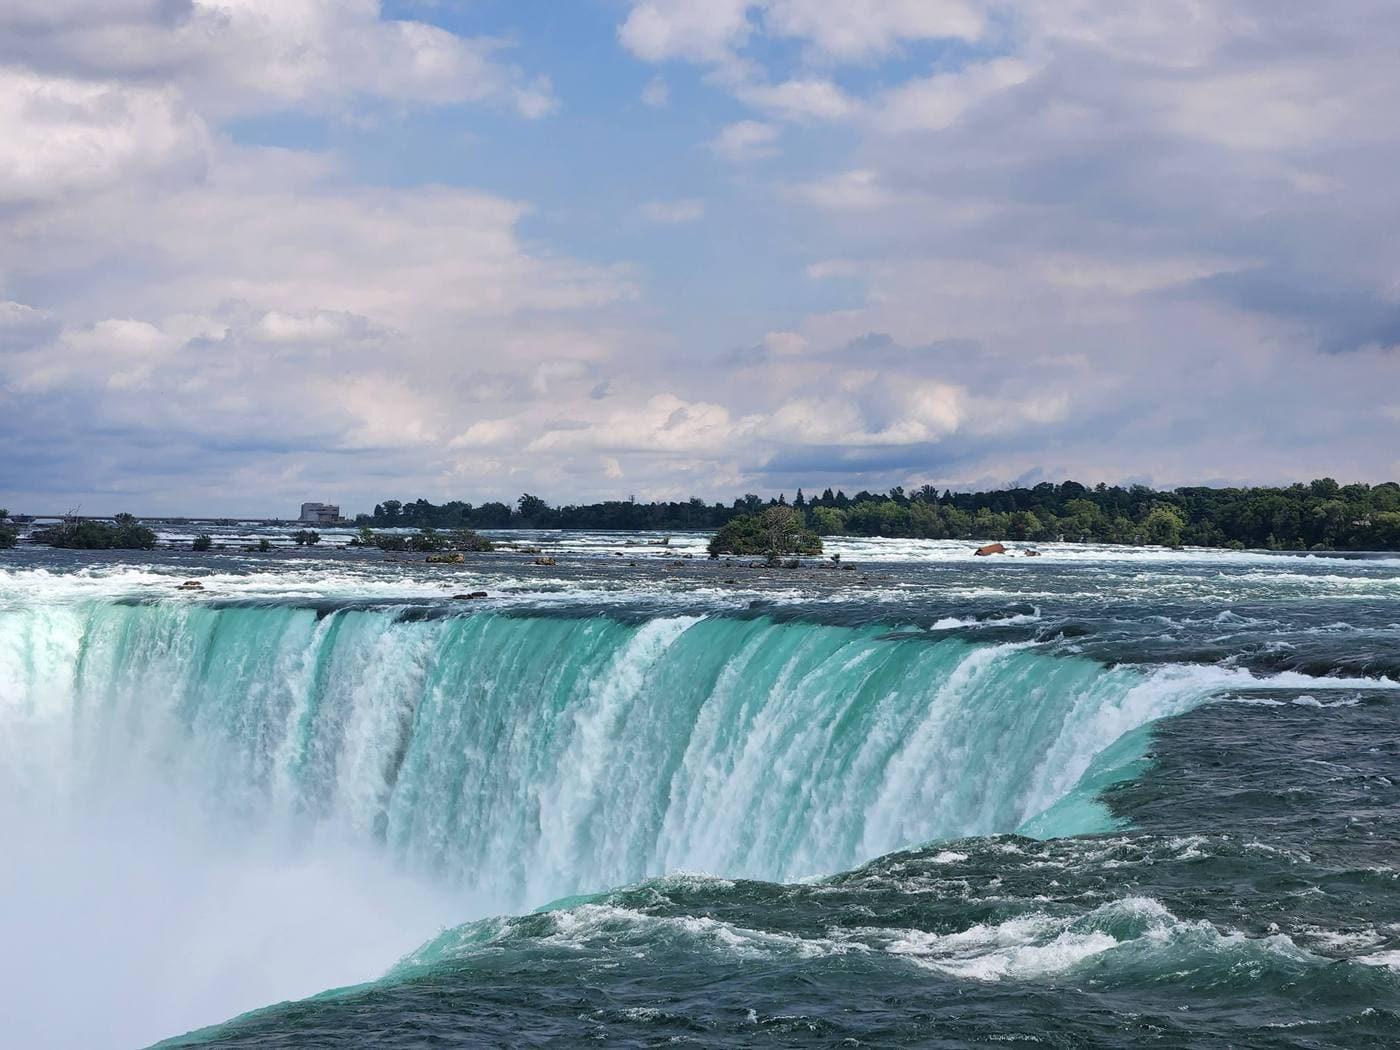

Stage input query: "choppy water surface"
[{"left": 1, "top": 535, "right": 1396, "bottom": 1047}]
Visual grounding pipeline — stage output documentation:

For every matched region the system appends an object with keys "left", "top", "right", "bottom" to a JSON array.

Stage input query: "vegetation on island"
[
  {"left": 0, "top": 510, "right": 16, "bottom": 550},
  {"left": 707, "top": 506, "right": 822, "bottom": 561},
  {"left": 361, "top": 479, "right": 1400, "bottom": 551},
  {"left": 352, "top": 526, "right": 495, "bottom": 553},
  {"left": 192, "top": 534, "right": 213, "bottom": 552},
  {"left": 291, "top": 530, "right": 321, "bottom": 546},
  {"left": 31, "top": 513, "right": 157, "bottom": 550}
]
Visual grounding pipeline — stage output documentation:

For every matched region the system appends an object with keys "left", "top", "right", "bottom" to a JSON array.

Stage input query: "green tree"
[
  {"left": 1141, "top": 505, "right": 1186, "bottom": 547},
  {"left": 1370, "top": 511, "right": 1400, "bottom": 548},
  {"left": 516, "top": 493, "right": 551, "bottom": 524},
  {"left": 708, "top": 506, "right": 821, "bottom": 559},
  {"left": 192, "top": 534, "right": 212, "bottom": 552},
  {"left": 809, "top": 505, "right": 847, "bottom": 535}
]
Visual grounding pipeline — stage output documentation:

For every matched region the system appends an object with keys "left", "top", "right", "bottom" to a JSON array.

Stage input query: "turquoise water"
[{"left": 3, "top": 602, "right": 1219, "bottom": 909}]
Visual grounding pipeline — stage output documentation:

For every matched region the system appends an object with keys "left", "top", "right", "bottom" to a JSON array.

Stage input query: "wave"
[{"left": 386, "top": 876, "right": 1396, "bottom": 998}]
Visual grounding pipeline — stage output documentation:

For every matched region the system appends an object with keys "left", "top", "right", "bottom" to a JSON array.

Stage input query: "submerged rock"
[
  {"left": 176, "top": 580, "right": 204, "bottom": 590},
  {"left": 452, "top": 591, "right": 489, "bottom": 600},
  {"left": 426, "top": 553, "right": 465, "bottom": 564},
  {"left": 534, "top": 556, "right": 557, "bottom": 566}
]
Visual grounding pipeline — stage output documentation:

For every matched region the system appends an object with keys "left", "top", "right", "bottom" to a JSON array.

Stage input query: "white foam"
[
  {"left": 1357, "top": 950, "right": 1400, "bottom": 969},
  {"left": 1292, "top": 695, "right": 1361, "bottom": 708},
  {"left": 535, "top": 904, "right": 860, "bottom": 961}
]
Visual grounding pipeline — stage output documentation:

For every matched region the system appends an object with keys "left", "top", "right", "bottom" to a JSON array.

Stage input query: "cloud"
[
  {"left": 765, "top": 331, "right": 808, "bottom": 356},
  {"left": 641, "top": 75, "right": 669, "bottom": 107},
  {"left": 872, "top": 58, "right": 1035, "bottom": 134},
  {"left": 790, "top": 169, "right": 898, "bottom": 211},
  {"left": 527, "top": 394, "right": 756, "bottom": 454},
  {"left": 450, "top": 418, "right": 519, "bottom": 449},
  {"left": 618, "top": 0, "right": 754, "bottom": 64},
  {"left": 247, "top": 309, "right": 384, "bottom": 346},
  {"left": 640, "top": 198, "right": 705, "bottom": 223},
  {"left": 0, "top": 68, "right": 209, "bottom": 203},
  {"left": 709, "top": 119, "right": 780, "bottom": 161},
  {"left": 619, "top": 1, "right": 984, "bottom": 66},
  {"left": 762, "top": 0, "right": 985, "bottom": 61},
  {"left": 0, "top": 0, "right": 557, "bottom": 119},
  {"left": 736, "top": 77, "right": 856, "bottom": 122}
]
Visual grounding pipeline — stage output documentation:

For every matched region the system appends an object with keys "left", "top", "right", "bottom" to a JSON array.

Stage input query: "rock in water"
[{"left": 974, "top": 543, "right": 1007, "bottom": 556}]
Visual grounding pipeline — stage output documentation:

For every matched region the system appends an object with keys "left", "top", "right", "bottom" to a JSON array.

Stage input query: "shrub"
[
  {"left": 451, "top": 529, "right": 495, "bottom": 552},
  {"left": 192, "top": 534, "right": 213, "bottom": 552},
  {"left": 33, "top": 513, "right": 157, "bottom": 550}
]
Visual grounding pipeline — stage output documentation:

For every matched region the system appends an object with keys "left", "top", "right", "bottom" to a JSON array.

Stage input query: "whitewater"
[{"left": 1, "top": 536, "right": 1397, "bottom": 1047}]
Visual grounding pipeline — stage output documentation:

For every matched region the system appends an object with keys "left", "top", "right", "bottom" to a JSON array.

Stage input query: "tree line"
[
  {"left": 7, "top": 479, "right": 1396, "bottom": 553},
  {"left": 359, "top": 479, "right": 1400, "bottom": 551}
]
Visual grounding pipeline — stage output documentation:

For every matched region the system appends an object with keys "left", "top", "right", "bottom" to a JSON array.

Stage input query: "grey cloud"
[{"left": 1192, "top": 269, "right": 1400, "bottom": 355}]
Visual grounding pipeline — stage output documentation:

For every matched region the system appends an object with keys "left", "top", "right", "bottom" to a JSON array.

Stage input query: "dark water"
[{"left": 1, "top": 538, "right": 1397, "bottom": 1047}]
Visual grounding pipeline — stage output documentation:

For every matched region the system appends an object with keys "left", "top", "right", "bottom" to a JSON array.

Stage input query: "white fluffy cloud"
[
  {"left": 0, "top": 69, "right": 209, "bottom": 203},
  {"left": 618, "top": 0, "right": 754, "bottom": 64},
  {"left": 736, "top": 77, "right": 856, "bottom": 122},
  {"left": 709, "top": 120, "right": 780, "bottom": 161}
]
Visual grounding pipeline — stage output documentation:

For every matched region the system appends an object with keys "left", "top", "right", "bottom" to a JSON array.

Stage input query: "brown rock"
[
  {"left": 974, "top": 543, "right": 1007, "bottom": 556},
  {"left": 1024, "top": 549, "right": 1041, "bottom": 557},
  {"left": 534, "top": 556, "right": 557, "bottom": 566}
]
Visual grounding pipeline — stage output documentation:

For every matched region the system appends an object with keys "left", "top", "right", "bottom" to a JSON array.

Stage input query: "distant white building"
[{"left": 299, "top": 502, "right": 341, "bottom": 524}]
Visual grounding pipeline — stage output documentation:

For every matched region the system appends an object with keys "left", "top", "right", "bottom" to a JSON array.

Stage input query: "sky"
[{"left": 2, "top": 0, "right": 1399, "bottom": 517}]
